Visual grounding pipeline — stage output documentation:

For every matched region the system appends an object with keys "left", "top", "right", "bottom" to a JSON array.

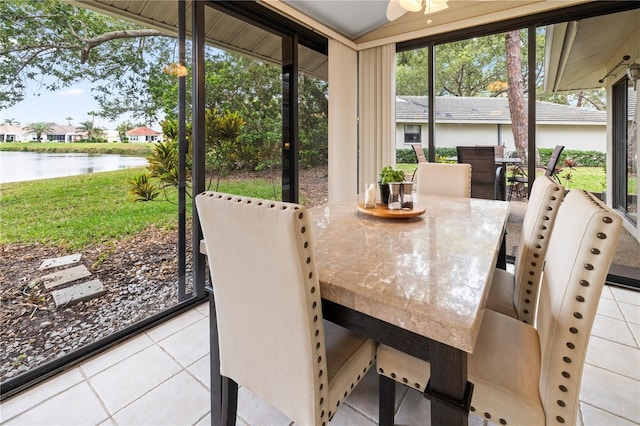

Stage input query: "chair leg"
[
  {"left": 379, "top": 374, "right": 396, "bottom": 426},
  {"left": 221, "top": 377, "right": 238, "bottom": 426},
  {"left": 496, "top": 230, "right": 507, "bottom": 270}
]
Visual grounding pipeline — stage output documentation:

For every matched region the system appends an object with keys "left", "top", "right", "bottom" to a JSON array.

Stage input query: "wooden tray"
[{"left": 357, "top": 202, "right": 426, "bottom": 219}]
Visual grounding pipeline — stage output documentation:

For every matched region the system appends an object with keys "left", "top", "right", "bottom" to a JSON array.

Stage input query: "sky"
[{"left": 1, "top": 81, "right": 137, "bottom": 131}]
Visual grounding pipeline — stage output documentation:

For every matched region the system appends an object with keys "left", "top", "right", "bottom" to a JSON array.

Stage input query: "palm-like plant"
[
  {"left": 23, "top": 122, "right": 54, "bottom": 142},
  {"left": 128, "top": 111, "right": 244, "bottom": 202},
  {"left": 117, "top": 121, "right": 134, "bottom": 142},
  {"left": 76, "top": 120, "right": 104, "bottom": 141},
  {"left": 205, "top": 109, "right": 246, "bottom": 190}
]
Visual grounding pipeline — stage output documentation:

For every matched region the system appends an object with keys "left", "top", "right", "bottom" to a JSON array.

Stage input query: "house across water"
[{"left": 395, "top": 96, "right": 607, "bottom": 152}]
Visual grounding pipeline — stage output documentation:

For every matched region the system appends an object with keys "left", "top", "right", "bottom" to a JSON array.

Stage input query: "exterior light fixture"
[
  {"left": 399, "top": 0, "right": 449, "bottom": 14},
  {"left": 627, "top": 62, "right": 640, "bottom": 89},
  {"left": 598, "top": 55, "right": 631, "bottom": 84}
]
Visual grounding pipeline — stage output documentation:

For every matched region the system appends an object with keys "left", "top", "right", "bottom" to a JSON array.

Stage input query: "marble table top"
[{"left": 308, "top": 194, "right": 509, "bottom": 353}]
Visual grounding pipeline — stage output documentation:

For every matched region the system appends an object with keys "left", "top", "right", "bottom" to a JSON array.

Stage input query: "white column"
[{"left": 328, "top": 39, "right": 358, "bottom": 201}]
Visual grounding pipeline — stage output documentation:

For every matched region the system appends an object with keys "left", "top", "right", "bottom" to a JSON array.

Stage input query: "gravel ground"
[{"left": 0, "top": 227, "right": 189, "bottom": 381}]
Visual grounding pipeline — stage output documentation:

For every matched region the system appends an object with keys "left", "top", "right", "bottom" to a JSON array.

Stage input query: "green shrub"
[
  {"left": 129, "top": 173, "right": 160, "bottom": 201},
  {"left": 395, "top": 147, "right": 457, "bottom": 163},
  {"left": 538, "top": 148, "right": 605, "bottom": 167},
  {"left": 396, "top": 148, "right": 418, "bottom": 163}
]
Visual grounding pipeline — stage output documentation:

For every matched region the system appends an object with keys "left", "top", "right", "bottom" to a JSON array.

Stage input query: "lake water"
[{"left": 0, "top": 151, "right": 149, "bottom": 184}]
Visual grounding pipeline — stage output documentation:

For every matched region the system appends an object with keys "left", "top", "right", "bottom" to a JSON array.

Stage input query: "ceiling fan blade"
[{"left": 387, "top": 0, "right": 408, "bottom": 21}]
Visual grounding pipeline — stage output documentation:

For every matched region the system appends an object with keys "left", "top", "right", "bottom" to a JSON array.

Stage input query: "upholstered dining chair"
[
  {"left": 377, "top": 189, "right": 622, "bottom": 426},
  {"left": 415, "top": 162, "right": 471, "bottom": 198},
  {"left": 195, "top": 192, "right": 377, "bottom": 426},
  {"left": 485, "top": 176, "right": 564, "bottom": 323}
]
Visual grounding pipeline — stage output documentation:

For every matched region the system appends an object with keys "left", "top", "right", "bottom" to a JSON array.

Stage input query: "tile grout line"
[
  {"left": 590, "top": 326, "right": 640, "bottom": 351},
  {"left": 191, "top": 410, "right": 211, "bottom": 426},
  {"left": 79, "top": 337, "right": 156, "bottom": 379},
  {"left": 103, "top": 365, "right": 185, "bottom": 422},
  {"left": 145, "top": 315, "right": 208, "bottom": 344},
  {"left": 583, "top": 360, "right": 639, "bottom": 383},
  {"left": 81, "top": 366, "right": 115, "bottom": 425},
  {"left": 580, "top": 400, "right": 640, "bottom": 425},
  {"left": 610, "top": 291, "right": 640, "bottom": 348},
  {"left": 0, "top": 368, "right": 84, "bottom": 423},
  {"left": 183, "top": 352, "right": 211, "bottom": 391}
]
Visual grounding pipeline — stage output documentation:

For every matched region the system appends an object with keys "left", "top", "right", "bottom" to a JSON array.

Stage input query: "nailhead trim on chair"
[
  {"left": 474, "top": 191, "right": 618, "bottom": 426},
  {"left": 516, "top": 183, "right": 561, "bottom": 324},
  {"left": 199, "top": 193, "right": 378, "bottom": 426},
  {"left": 298, "top": 208, "right": 327, "bottom": 423},
  {"left": 545, "top": 190, "right": 618, "bottom": 426},
  {"left": 298, "top": 204, "right": 375, "bottom": 422},
  {"left": 375, "top": 190, "right": 620, "bottom": 426}
]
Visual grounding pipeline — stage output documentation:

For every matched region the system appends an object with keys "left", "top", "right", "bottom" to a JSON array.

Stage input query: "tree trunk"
[{"left": 505, "top": 31, "right": 528, "bottom": 163}]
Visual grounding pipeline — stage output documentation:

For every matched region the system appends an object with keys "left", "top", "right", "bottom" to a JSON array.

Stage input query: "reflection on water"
[{"left": 0, "top": 151, "right": 148, "bottom": 184}]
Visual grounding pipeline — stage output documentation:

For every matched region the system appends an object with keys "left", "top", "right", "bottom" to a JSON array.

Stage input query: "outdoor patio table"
[{"left": 309, "top": 194, "right": 509, "bottom": 425}]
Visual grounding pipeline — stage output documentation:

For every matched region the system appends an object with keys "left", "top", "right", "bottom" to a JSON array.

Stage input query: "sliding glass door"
[{"left": 613, "top": 77, "right": 638, "bottom": 225}]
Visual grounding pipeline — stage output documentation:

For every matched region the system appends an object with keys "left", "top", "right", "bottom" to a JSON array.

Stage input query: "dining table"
[
  {"left": 309, "top": 194, "right": 509, "bottom": 425},
  {"left": 206, "top": 193, "right": 509, "bottom": 426}
]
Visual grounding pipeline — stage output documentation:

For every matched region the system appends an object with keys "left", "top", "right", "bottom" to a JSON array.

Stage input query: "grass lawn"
[
  {"left": 0, "top": 142, "right": 153, "bottom": 157},
  {"left": 0, "top": 167, "right": 276, "bottom": 251}
]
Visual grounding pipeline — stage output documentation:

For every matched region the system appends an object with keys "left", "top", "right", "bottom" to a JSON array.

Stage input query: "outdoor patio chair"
[
  {"left": 196, "top": 192, "right": 377, "bottom": 426},
  {"left": 415, "top": 162, "right": 471, "bottom": 198},
  {"left": 485, "top": 176, "right": 563, "bottom": 323},
  {"left": 508, "top": 145, "right": 565, "bottom": 200},
  {"left": 410, "top": 143, "right": 427, "bottom": 164},
  {"left": 409, "top": 143, "right": 427, "bottom": 181},
  {"left": 476, "top": 144, "right": 505, "bottom": 159},
  {"left": 457, "top": 146, "right": 505, "bottom": 200},
  {"left": 376, "top": 189, "right": 622, "bottom": 426}
]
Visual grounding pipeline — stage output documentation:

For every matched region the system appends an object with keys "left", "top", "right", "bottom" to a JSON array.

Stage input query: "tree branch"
[
  {"left": 80, "top": 29, "right": 164, "bottom": 63},
  {"left": 13, "top": 46, "right": 65, "bottom": 75}
]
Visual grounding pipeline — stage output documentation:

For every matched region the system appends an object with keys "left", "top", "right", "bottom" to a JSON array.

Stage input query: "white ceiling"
[
  {"left": 283, "top": 0, "right": 390, "bottom": 39},
  {"left": 275, "top": 0, "right": 590, "bottom": 47}
]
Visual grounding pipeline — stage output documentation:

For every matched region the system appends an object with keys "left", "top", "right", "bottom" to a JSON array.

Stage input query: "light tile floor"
[{"left": 2, "top": 285, "right": 639, "bottom": 426}]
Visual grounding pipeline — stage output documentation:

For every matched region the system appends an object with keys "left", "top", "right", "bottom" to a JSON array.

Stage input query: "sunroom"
[{"left": 1, "top": 1, "right": 639, "bottom": 425}]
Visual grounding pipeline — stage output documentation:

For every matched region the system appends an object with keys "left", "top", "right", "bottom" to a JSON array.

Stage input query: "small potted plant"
[{"left": 379, "top": 166, "right": 405, "bottom": 205}]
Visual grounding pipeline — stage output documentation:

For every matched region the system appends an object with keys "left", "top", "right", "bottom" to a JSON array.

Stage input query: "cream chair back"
[
  {"left": 513, "top": 176, "right": 563, "bottom": 323},
  {"left": 415, "top": 162, "right": 471, "bottom": 198},
  {"left": 196, "top": 192, "right": 328, "bottom": 426},
  {"left": 536, "top": 190, "right": 621, "bottom": 425}
]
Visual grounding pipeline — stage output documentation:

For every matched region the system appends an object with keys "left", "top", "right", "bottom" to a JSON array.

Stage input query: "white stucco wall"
[{"left": 395, "top": 121, "right": 606, "bottom": 153}]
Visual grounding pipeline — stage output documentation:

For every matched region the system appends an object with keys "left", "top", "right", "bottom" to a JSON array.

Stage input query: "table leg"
[
  {"left": 379, "top": 374, "right": 396, "bottom": 425},
  {"left": 425, "top": 342, "right": 473, "bottom": 425}
]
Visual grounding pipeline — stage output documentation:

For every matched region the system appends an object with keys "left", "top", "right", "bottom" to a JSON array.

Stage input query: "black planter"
[{"left": 379, "top": 182, "right": 389, "bottom": 205}]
